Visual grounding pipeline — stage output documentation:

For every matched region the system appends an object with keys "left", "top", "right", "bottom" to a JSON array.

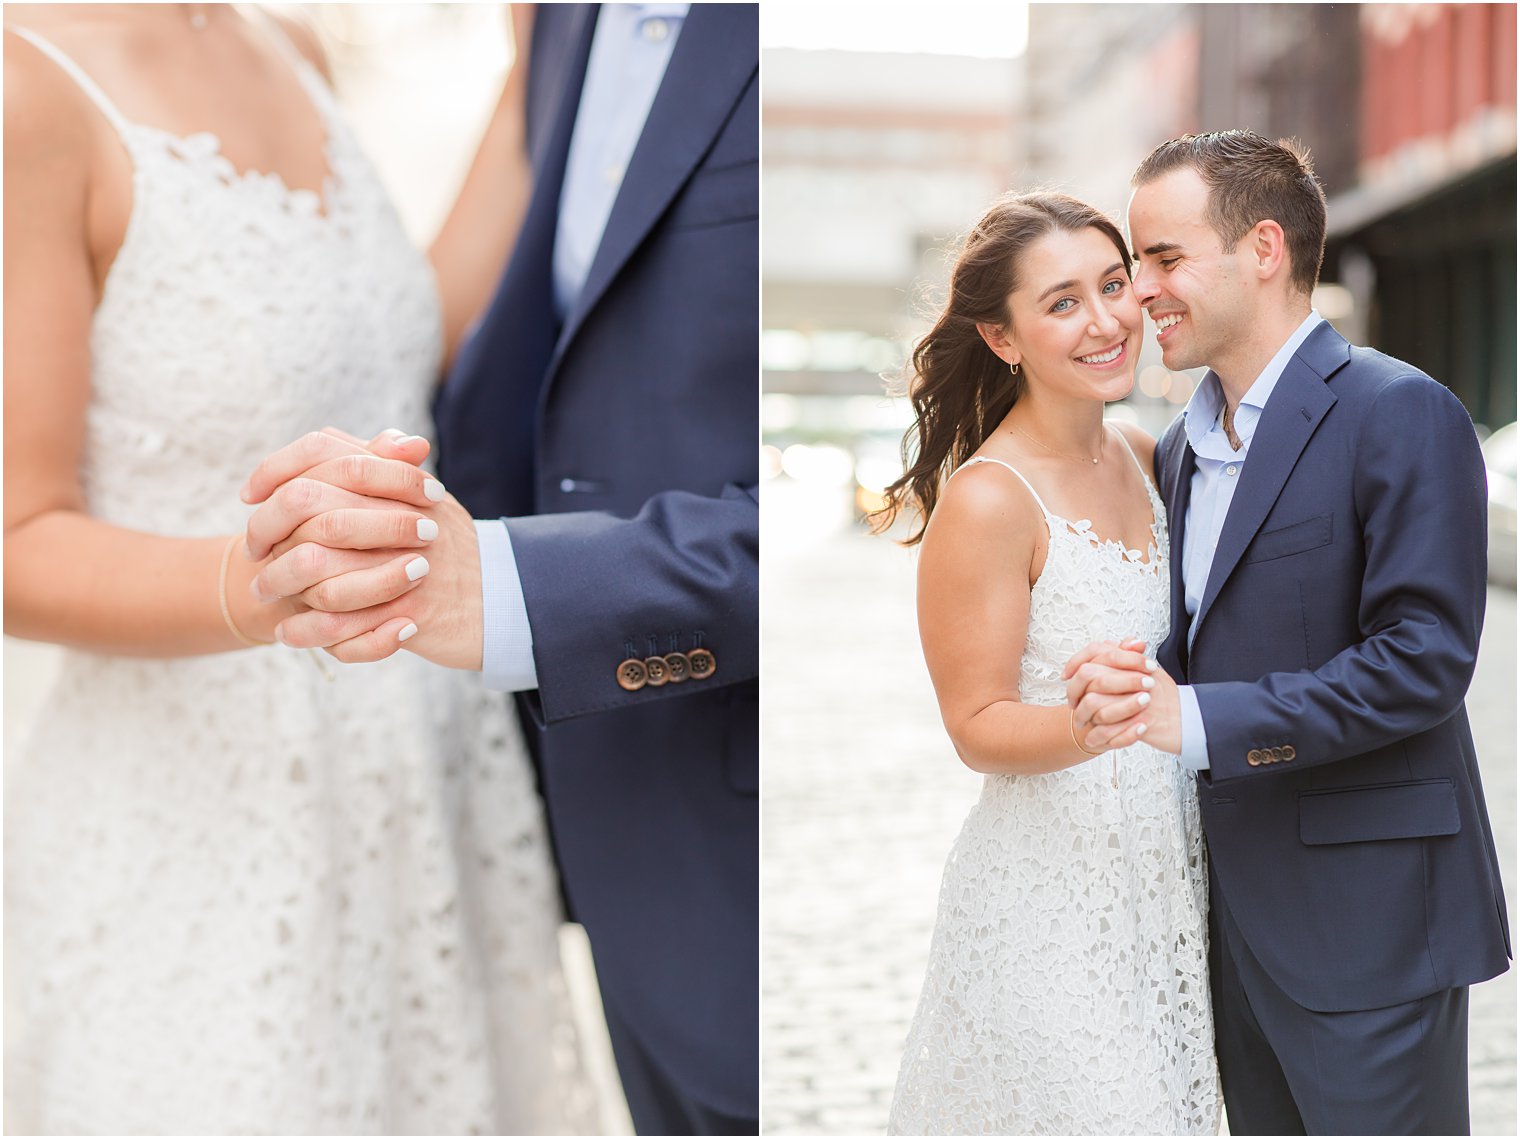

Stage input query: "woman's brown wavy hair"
[{"left": 871, "top": 192, "right": 1131, "bottom": 545}]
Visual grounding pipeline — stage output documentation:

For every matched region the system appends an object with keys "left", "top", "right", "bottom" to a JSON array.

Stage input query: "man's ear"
[
  {"left": 975, "top": 321, "right": 1018, "bottom": 368},
  {"left": 1248, "top": 219, "right": 1289, "bottom": 282}
]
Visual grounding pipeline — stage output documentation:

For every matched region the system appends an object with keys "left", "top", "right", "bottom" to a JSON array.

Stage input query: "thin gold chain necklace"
[{"left": 1010, "top": 422, "right": 1103, "bottom": 465}]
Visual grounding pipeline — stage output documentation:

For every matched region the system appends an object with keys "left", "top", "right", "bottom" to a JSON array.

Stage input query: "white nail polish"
[
  {"left": 1145, "top": 658, "right": 1159, "bottom": 672},
  {"left": 405, "top": 556, "right": 430, "bottom": 581},
  {"left": 1137, "top": 692, "right": 1152, "bottom": 707},
  {"left": 1141, "top": 676, "right": 1155, "bottom": 690},
  {"left": 1136, "top": 722, "right": 1148, "bottom": 735},
  {"left": 423, "top": 478, "right": 445, "bottom": 502},
  {"left": 416, "top": 518, "right": 439, "bottom": 541},
  {"left": 273, "top": 624, "right": 288, "bottom": 646},
  {"left": 398, "top": 435, "right": 426, "bottom": 446},
  {"left": 397, "top": 622, "right": 418, "bottom": 643}
]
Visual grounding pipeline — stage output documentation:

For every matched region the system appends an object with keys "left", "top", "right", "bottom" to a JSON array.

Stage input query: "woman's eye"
[
  {"left": 1102, "top": 279, "right": 1124, "bottom": 295},
  {"left": 1051, "top": 298, "right": 1075, "bottom": 313}
]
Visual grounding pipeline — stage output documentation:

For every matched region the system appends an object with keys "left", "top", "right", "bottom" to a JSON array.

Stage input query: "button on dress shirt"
[
  {"left": 479, "top": 4, "right": 689, "bottom": 692},
  {"left": 1176, "top": 311, "right": 1323, "bottom": 769}
]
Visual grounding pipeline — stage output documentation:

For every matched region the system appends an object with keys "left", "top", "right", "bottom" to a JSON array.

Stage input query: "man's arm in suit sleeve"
[
  {"left": 490, "top": 482, "right": 757, "bottom": 724},
  {"left": 1194, "top": 372, "right": 1488, "bottom": 783}
]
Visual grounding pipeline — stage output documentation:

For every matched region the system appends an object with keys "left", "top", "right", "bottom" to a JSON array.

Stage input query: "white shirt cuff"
[
  {"left": 475, "top": 519, "right": 538, "bottom": 692},
  {"left": 1177, "top": 684, "right": 1210, "bottom": 770}
]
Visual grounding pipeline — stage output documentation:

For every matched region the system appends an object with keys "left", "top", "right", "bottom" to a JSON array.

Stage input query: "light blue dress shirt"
[
  {"left": 477, "top": 4, "right": 690, "bottom": 692},
  {"left": 1176, "top": 311, "right": 1323, "bottom": 769}
]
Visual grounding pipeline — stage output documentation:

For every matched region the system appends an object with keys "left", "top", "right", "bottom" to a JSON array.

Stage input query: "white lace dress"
[
  {"left": 4, "top": 28, "right": 600, "bottom": 1136},
  {"left": 887, "top": 450, "right": 1220, "bottom": 1136}
]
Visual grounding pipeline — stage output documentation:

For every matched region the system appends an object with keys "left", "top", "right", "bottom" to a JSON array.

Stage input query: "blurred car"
[{"left": 1481, "top": 421, "right": 1517, "bottom": 589}]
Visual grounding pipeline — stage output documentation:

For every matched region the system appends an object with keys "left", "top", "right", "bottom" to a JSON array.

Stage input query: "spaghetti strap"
[
  {"left": 953, "top": 456, "right": 1054, "bottom": 518},
  {"left": 1108, "top": 423, "right": 1157, "bottom": 490},
  {"left": 6, "top": 26, "right": 132, "bottom": 134}
]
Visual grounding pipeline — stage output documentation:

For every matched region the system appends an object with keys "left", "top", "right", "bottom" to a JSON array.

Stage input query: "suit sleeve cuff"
[
  {"left": 1177, "top": 684, "right": 1210, "bottom": 770},
  {"left": 475, "top": 519, "right": 538, "bottom": 692}
]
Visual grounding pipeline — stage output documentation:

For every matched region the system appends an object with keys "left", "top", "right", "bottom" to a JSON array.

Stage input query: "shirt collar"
[{"left": 1182, "top": 310, "right": 1323, "bottom": 455}]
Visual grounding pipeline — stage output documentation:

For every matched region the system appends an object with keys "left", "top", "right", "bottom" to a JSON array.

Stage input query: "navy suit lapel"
[
  {"left": 551, "top": 3, "right": 757, "bottom": 362},
  {"left": 1161, "top": 425, "right": 1195, "bottom": 675},
  {"left": 1191, "top": 323, "right": 1348, "bottom": 638},
  {"left": 1162, "top": 422, "right": 1195, "bottom": 575}
]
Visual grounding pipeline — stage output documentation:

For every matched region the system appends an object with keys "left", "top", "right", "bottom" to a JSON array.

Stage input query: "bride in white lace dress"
[
  {"left": 3, "top": 7, "right": 599, "bottom": 1133},
  {"left": 876, "top": 194, "right": 1220, "bottom": 1134}
]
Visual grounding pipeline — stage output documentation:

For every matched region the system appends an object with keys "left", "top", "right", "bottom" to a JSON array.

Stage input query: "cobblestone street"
[{"left": 761, "top": 483, "right": 1517, "bottom": 1136}]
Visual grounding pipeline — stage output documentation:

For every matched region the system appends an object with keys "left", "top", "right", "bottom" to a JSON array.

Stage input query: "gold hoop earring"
[{"left": 1009, "top": 360, "right": 1021, "bottom": 377}]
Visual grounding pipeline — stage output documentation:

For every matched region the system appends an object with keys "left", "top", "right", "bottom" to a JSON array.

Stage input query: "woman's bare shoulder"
[
  {"left": 4, "top": 29, "right": 95, "bottom": 177},
  {"left": 922, "top": 458, "right": 1046, "bottom": 560}
]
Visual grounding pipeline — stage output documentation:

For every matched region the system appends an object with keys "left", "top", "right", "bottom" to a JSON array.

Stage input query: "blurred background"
[
  {"left": 2, "top": 6, "right": 631, "bottom": 1132},
  {"left": 759, "top": 3, "right": 1517, "bottom": 1134}
]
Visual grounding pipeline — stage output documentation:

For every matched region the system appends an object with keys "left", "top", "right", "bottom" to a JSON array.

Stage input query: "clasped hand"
[
  {"left": 239, "top": 428, "right": 483, "bottom": 670},
  {"left": 1063, "top": 639, "right": 1181, "bottom": 756}
]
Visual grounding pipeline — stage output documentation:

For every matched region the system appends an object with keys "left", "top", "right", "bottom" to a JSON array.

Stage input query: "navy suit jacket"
[
  {"left": 433, "top": 4, "right": 757, "bottom": 1117},
  {"left": 1155, "top": 321, "right": 1510, "bottom": 1013}
]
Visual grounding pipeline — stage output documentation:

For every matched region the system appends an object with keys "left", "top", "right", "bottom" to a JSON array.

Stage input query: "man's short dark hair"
[{"left": 1133, "top": 129, "right": 1328, "bottom": 296}]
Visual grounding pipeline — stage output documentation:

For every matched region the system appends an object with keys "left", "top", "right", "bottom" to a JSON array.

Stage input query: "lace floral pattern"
[
  {"left": 5, "top": 35, "right": 599, "bottom": 1135},
  {"left": 888, "top": 459, "right": 1220, "bottom": 1136}
]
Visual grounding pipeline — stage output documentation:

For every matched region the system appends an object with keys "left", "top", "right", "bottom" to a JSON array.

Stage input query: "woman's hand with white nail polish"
[
  {"left": 318, "top": 617, "right": 422, "bottom": 665},
  {"left": 1078, "top": 666, "right": 1182, "bottom": 757},
  {"left": 240, "top": 428, "right": 429, "bottom": 506},
  {"left": 246, "top": 459, "right": 450, "bottom": 561},
  {"left": 240, "top": 428, "right": 485, "bottom": 668},
  {"left": 272, "top": 492, "right": 482, "bottom": 670},
  {"left": 255, "top": 546, "right": 433, "bottom": 615}
]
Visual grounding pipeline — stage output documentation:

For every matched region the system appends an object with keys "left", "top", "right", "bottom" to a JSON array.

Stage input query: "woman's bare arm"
[{"left": 917, "top": 463, "right": 1148, "bottom": 773}]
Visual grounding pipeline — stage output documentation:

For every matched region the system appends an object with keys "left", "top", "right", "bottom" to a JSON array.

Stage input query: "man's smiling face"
[{"left": 1126, "top": 166, "right": 1260, "bottom": 375}]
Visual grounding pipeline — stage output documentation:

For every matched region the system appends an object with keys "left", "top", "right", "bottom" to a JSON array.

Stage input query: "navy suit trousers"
[{"left": 1210, "top": 862, "right": 1471, "bottom": 1135}]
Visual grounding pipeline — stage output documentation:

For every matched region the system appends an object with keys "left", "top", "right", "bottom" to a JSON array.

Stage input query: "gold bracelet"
[
  {"left": 1070, "top": 708, "right": 1103, "bottom": 757},
  {"left": 219, "top": 534, "right": 272, "bottom": 647}
]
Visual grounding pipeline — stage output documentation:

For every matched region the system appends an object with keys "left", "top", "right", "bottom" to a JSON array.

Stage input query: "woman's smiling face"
[{"left": 999, "top": 225, "right": 1141, "bottom": 403}]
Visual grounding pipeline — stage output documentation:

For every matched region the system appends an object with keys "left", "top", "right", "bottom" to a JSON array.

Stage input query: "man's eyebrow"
[
  {"left": 1035, "top": 263, "right": 1126, "bottom": 304},
  {"left": 1137, "top": 241, "right": 1183, "bottom": 258}
]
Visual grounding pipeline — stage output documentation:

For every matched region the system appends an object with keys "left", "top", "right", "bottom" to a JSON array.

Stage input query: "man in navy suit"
[
  {"left": 239, "top": 5, "right": 757, "bottom": 1134},
  {"left": 1067, "top": 131, "right": 1509, "bottom": 1133},
  {"left": 428, "top": 7, "right": 758, "bottom": 1134}
]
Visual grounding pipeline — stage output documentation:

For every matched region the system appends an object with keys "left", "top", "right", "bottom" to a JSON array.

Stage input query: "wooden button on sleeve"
[
  {"left": 644, "top": 655, "right": 671, "bottom": 687},
  {"left": 687, "top": 648, "right": 716, "bottom": 679},
  {"left": 616, "top": 658, "right": 649, "bottom": 691}
]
